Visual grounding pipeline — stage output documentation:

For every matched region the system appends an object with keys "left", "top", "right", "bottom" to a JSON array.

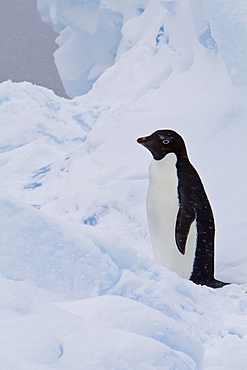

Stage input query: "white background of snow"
[
  {"left": 37, "top": 0, "right": 247, "bottom": 97},
  {"left": 1, "top": 0, "right": 247, "bottom": 369}
]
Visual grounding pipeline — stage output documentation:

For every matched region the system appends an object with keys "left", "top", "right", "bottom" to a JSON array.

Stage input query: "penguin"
[{"left": 137, "top": 129, "right": 227, "bottom": 288}]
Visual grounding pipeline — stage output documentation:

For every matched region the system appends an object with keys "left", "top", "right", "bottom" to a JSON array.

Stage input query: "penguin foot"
[
  {"left": 190, "top": 277, "right": 229, "bottom": 289},
  {"left": 204, "top": 279, "right": 229, "bottom": 289}
]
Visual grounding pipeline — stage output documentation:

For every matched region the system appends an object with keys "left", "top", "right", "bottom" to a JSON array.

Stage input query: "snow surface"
[
  {"left": 1, "top": 0, "right": 247, "bottom": 368},
  {"left": 37, "top": 0, "right": 247, "bottom": 97}
]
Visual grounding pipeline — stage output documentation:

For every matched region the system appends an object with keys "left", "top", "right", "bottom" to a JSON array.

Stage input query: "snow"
[
  {"left": 203, "top": 0, "right": 247, "bottom": 87},
  {"left": 37, "top": 0, "right": 247, "bottom": 98},
  {"left": 1, "top": 0, "right": 247, "bottom": 368}
]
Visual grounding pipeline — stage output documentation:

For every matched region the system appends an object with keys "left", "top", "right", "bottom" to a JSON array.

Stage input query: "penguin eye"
[{"left": 162, "top": 139, "right": 169, "bottom": 144}]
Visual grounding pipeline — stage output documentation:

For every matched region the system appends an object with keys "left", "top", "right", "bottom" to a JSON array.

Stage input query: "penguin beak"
[{"left": 137, "top": 137, "right": 148, "bottom": 145}]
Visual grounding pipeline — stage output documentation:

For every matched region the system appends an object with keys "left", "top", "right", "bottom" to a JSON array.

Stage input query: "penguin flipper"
[{"left": 175, "top": 204, "right": 196, "bottom": 255}]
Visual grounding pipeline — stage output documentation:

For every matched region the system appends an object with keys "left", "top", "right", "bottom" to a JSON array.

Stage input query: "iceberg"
[{"left": 37, "top": 0, "right": 247, "bottom": 98}]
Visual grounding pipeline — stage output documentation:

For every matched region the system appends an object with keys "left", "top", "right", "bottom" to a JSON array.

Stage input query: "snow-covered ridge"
[{"left": 37, "top": 0, "right": 247, "bottom": 98}]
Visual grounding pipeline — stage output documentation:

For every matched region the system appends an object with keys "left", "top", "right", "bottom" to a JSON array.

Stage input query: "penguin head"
[{"left": 137, "top": 129, "right": 187, "bottom": 161}]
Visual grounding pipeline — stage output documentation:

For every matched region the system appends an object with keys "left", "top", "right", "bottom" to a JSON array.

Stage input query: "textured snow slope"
[{"left": 37, "top": 0, "right": 247, "bottom": 97}]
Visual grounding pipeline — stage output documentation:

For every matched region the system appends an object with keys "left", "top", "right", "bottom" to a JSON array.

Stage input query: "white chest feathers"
[{"left": 146, "top": 153, "right": 197, "bottom": 279}]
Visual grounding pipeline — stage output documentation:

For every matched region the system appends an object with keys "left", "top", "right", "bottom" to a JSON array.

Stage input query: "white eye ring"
[{"left": 163, "top": 139, "right": 169, "bottom": 144}]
